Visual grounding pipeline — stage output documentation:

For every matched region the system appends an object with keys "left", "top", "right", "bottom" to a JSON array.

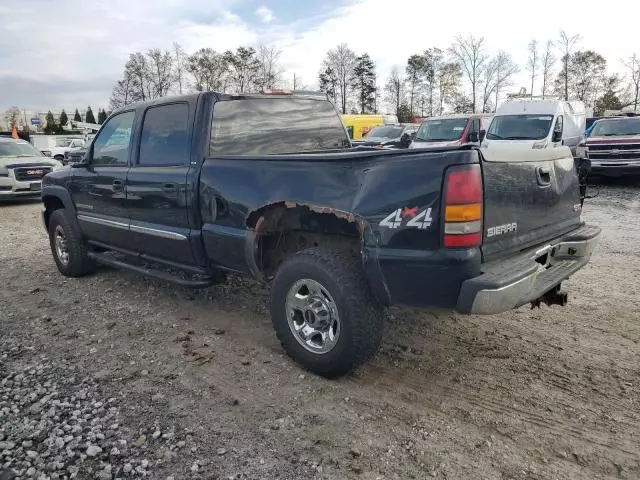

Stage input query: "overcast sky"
[{"left": 1, "top": 0, "right": 638, "bottom": 113}]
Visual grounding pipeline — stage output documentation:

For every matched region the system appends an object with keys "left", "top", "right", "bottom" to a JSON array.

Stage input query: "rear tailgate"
[{"left": 480, "top": 147, "right": 582, "bottom": 262}]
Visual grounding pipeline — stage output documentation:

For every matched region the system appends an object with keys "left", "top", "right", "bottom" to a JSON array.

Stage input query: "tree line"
[
  {"left": 109, "top": 31, "right": 640, "bottom": 120},
  {"left": 3, "top": 106, "right": 107, "bottom": 134}
]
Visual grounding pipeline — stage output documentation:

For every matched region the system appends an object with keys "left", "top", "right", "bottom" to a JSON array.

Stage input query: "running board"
[{"left": 87, "top": 251, "right": 216, "bottom": 288}]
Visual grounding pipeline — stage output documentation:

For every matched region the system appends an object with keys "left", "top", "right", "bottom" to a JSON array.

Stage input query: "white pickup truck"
[{"left": 50, "top": 138, "right": 85, "bottom": 162}]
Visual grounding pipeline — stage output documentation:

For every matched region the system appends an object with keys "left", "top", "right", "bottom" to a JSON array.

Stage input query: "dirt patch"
[{"left": 1, "top": 186, "right": 639, "bottom": 479}]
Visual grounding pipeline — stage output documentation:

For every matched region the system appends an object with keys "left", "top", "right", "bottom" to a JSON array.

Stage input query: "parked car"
[
  {"left": 483, "top": 98, "right": 586, "bottom": 156},
  {"left": 50, "top": 138, "right": 85, "bottom": 162},
  {"left": 0, "top": 137, "right": 62, "bottom": 199},
  {"left": 41, "top": 91, "right": 600, "bottom": 378},
  {"left": 410, "top": 114, "right": 492, "bottom": 149},
  {"left": 578, "top": 116, "right": 640, "bottom": 177},
  {"left": 351, "top": 123, "right": 419, "bottom": 148}
]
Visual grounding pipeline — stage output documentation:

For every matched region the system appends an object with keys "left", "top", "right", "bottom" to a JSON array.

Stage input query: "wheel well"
[
  {"left": 248, "top": 202, "right": 363, "bottom": 277},
  {"left": 42, "top": 195, "right": 65, "bottom": 230}
]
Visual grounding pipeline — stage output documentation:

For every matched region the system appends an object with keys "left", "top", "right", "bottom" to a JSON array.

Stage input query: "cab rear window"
[{"left": 209, "top": 98, "right": 350, "bottom": 156}]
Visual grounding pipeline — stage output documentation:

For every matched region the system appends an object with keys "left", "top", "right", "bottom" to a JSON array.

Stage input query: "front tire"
[
  {"left": 270, "top": 247, "right": 384, "bottom": 378},
  {"left": 48, "top": 209, "right": 94, "bottom": 277}
]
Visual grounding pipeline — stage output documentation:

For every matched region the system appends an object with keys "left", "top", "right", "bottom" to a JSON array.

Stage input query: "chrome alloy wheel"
[
  {"left": 54, "top": 225, "right": 70, "bottom": 266},
  {"left": 285, "top": 278, "right": 341, "bottom": 354}
]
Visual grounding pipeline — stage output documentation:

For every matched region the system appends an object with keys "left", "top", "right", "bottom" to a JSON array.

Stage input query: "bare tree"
[
  {"left": 480, "top": 57, "right": 500, "bottom": 113},
  {"left": 147, "top": 48, "right": 175, "bottom": 98},
  {"left": 623, "top": 54, "right": 640, "bottom": 112},
  {"left": 110, "top": 75, "right": 139, "bottom": 110},
  {"left": 256, "top": 44, "right": 282, "bottom": 90},
  {"left": 125, "top": 52, "right": 153, "bottom": 101},
  {"left": 527, "top": 40, "right": 539, "bottom": 98},
  {"left": 224, "top": 47, "right": 261, "bottom": 93},
  {"left": 493, "top": 52, "right": 520, "bottom": 110},
  {"left": 406, "top": 54, "right": 428, "bottom": 115},
  {"left": 449, "top": 34, "right": 488, "bottom": 113},
  {"left": 384, "top": 67, "right": 405, "bottom": 117},
  {"left": 541, "top": 40, "right": 556, "bottom": 99},
  {"left": 437, "top": 62, "right": 462, "bottom": 115},
  {"left": 322, "top": 44, "right": 357, "bottom": 114},
  {"left": 173, "top": 42, "right": 187, "bottom": 95},
  {"left": 556, "top": 30, "right": 581, "bottom": 100},
  {"left": 186, "top": 48, "right": 229, "bottom": 92},
  {"left": 3, "top": 106, "right": 21, "bottom": 128}
]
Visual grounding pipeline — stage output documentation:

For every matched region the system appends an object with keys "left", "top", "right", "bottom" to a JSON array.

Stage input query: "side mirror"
[
  {"left": 468, "top": 131, "right": 479, "bottom": 143},
  {"left": 552, "top": 130, "right": 562, "bottom": 143},
  {"left": 400, "top": 133, "right": 411, "bottom": 147},
  {"left": 479, "top": 129, "right": 486, "bottom": 142}
]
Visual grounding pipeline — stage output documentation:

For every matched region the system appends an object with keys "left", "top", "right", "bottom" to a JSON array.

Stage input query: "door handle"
[
  {"left": 536, "top": 166, "right": 551, "bottom": 186},
  {"left": 112, "top": 179, "right": 124, "bottom": 191},
  {"left": 163, "top": 183, "right": 177, "bottom": 192}
]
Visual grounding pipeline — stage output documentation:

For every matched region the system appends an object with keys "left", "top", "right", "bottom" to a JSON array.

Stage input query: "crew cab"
[
  {"left": 41, "top": 92, "right": 600, "bottom": 378},
  {"left": 580, "top": 117, "right": 640, "bottom": 177}
]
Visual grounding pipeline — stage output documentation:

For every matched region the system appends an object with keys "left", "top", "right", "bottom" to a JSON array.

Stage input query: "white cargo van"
[{"left": 482, "top": 98, "right": 586, "bottom": 156}]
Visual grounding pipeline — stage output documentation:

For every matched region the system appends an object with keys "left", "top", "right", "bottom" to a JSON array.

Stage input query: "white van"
[{"left": 482, "top": 98, "right": 586, "bottom": 156}]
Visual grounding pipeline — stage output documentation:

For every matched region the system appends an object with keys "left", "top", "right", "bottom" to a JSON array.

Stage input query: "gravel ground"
[{"left": 1, "top": 181, "right": 639, "bottom": 480}]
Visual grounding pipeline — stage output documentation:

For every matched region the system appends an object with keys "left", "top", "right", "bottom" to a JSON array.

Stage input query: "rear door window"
[
  {"left": 209, "top": 98, "right": 349, "bottom": 155},
  {"left": 138, "top": 103, "right": 190, "bottom": 166}
]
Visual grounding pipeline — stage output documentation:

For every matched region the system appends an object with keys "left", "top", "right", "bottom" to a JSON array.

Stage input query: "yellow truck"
[{"left": 341, "top": 114, "right": 398, "bottom": 140}]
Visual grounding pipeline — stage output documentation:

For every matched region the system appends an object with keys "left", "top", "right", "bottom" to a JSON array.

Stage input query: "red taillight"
[
  {"left": 445, "top": 167, "right": 482, "bottom": 204},
  {"left": 443, "top": 165, "right": 483, "bottom": 248}
]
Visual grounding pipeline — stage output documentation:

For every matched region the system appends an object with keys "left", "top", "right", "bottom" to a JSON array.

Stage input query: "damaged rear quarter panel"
[{"left": 198, "top": 149, "right": 480, "bottom": 276}]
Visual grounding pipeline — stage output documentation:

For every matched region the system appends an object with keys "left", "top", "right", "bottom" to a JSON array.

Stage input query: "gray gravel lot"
[{"left": 1, "top": 181, "right": 639, "bottom": 479}]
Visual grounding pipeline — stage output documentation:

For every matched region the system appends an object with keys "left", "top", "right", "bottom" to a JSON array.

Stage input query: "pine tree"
[
  {"left": 97, "top": 109, "right": 107, "bottom": 124},
  {"left": 85, "top": 107, "right": 96, "bottom": 124},
  {"left": 73, "top": 109, "right": 82, "bottom": 122},
  {"left": 351, "top": 54, "right": 377, "bottom": 114},
  {"left": 59, "top": 110, "right": 68, "bottom": 127},
  {"left": 44, "top": 111, "right": 58, "bottom": 135}
]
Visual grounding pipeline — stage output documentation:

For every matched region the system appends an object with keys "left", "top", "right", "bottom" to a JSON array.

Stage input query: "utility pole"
[{"left": 293, "top": 73, "right": 297, "bottom": 91}]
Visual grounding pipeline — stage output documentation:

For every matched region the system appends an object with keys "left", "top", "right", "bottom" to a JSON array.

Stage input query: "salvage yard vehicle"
[
  {"left": 0, "top": 137, "right": 62, "bottom": 199},
  {"left": 410, "top": 114, "right": 492, "bottom": 149},
  {"left": 580, "top": 116, "right": 640, "bottom": 177},
  {"left": 483, "top": 98, "right": 586, "bottom": 156},
  {"left": 41, "top": 91, "right": 600, "bottom": 378},
  {"left": 351, "top": 123, "right": 418, "bottom": 149}
]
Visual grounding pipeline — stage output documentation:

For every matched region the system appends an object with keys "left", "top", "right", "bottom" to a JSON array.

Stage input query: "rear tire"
[
  {"left": 48, "top": 209, "right": 94, "bottom": 277},
  {"left": 270, "top": 247, "right": 384, "bottom": 378}
]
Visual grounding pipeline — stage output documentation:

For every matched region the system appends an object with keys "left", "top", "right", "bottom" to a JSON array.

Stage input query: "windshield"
[
  {"left": 365, "top": 125, "right": 403, "bottom": 139},
  {"left": 210, "top": 97, "right": 350, "bottom": 155},
  {"left": 486, "top": 115, "right": 553, "bottom": 140},
  {"left": 0, "top": 141, "right": 43, "bottom": 157},
  {"left": 55, "top": 138, "right": 73, "bottom": 147},
  {"left": 415, "top": 118, "right": 468, "bottom": 142},
  {"left": 590, "top": 119, "right": 640, "bottom": 137}
]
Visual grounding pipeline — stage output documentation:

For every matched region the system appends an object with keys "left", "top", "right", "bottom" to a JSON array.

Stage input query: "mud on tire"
[
  {"left": 48, "top": 209, "right": 95, "bottom": 277},
  {"left": 270, "top": 247, "right": 384, "bottom": 378}
]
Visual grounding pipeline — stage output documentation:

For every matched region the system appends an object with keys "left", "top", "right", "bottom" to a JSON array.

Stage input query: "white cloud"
[
  {"left": 273, "top": 0, "right": 639, "bottom": 111},
  {"left": 2, "top": 0, "right": 639, "bottom": 112},
  {"left": 255, "top": 5, "right": 274, "bottom": 23}
]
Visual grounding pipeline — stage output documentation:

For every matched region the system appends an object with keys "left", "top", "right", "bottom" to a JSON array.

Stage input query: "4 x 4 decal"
[{"left": 379, "top": 207, "right": 433, "bottom": 230}]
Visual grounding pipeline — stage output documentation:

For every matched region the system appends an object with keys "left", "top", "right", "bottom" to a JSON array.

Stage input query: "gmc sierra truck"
[{"left": 41, "top": 92, "right": 600, "bottom": 378}]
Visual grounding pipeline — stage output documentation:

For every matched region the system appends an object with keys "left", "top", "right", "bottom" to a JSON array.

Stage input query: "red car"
[{"left": 582, "top": 117, "right": 640, "bottom": 177}]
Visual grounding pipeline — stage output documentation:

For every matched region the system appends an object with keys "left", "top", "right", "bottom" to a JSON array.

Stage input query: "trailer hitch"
[{"left": 530, "top": 285, "right": 568, "bottom": 309}]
